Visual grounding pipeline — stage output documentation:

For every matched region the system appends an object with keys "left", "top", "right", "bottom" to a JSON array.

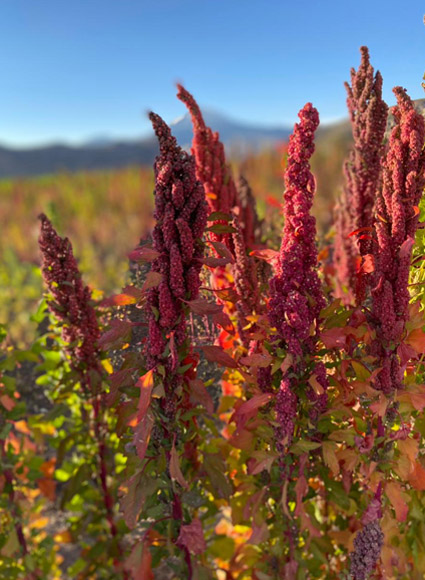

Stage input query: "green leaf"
[
  {"left": 205, "top": 224, "right": 237, "bottom": 234},
  {"left": 207, "top": 211, "right": 232, "bottom": 222},
  {"left": 290, "top": 440, "right": 322, "bottom": 455}
]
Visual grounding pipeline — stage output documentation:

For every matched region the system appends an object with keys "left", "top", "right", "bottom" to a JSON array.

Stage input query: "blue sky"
[{"left": 1, "top": 0, "right": 424, "bottom": 146}]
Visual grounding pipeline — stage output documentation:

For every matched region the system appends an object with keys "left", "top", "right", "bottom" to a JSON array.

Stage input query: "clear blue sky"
[{"left": 1, "top": 0, "right": 424, "bottom": 147}]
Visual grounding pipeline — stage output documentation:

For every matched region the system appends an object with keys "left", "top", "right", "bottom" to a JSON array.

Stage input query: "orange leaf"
[
  {"left": 136, "top": 370, "right": 155, "bottom": 423},
  {"left": 370, "top": 394, "right": 389, "bottom": 417},
  {"left": 408, "top": 461, "right": 425, "bottom": 490},
  {"left": 348, "top": 226, "right": 373, "bottom": 237},
  {"left": 249, "top": 248, "right": 280, "bottom": 264},
  {"left": 397, "top": 438, "right": 418, "bottom": 464},
  {"left": 41, "top": 458, "right": 56, "bottom": 478},
  {"left": 360, "top": 254, "right": 375, "bottom": 274},
  {"left": 38, "top": 478, "right": 56, "bottom": 501},
  {"left": 405, "top": 328, "right": 425, "bottom": 354},
  {"left": 386, "top": 482, "right": 409, "bottom": 522},
  {"left": 13, "top": 420, "right": 31, "bottom": 435}
]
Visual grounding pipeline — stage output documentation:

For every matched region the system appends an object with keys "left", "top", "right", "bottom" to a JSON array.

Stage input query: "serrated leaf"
[{"left": 322, "top": 441, "right": 340, "bottom": 475}]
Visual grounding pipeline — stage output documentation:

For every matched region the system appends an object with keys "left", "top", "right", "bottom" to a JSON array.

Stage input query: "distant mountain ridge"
[
  {"left": 0, "top": 110, "right": 293, "bottom": 179},
  {"left": 0, "top": 100, "right": 423, "bottom": 179}
]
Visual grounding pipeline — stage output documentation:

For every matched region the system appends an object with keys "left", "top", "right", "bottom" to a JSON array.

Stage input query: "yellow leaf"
[
  {"left": 54, "top": 530, "right": 72, "bottom": 543},
  {"left": 31, "top": 517, "right": 49, "bottom": 529},
  {"left": 13, "top": 420, "right": 31, "bottom": 435}
]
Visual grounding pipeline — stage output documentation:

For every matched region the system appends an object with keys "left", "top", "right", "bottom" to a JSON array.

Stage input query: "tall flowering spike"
[
  {"left": 176, "top": 84, "right": 238, "bottom": 250},
  {"left": 38, "top": 213, "right": 101, "bottom": 376},
  {"left": 231, "top": 211, "right": 261, "bottom": 346},
  {"left": 269, "top": 103, "right": 325, "bottom": 358},
  {"left": 371, "top": 87, "right": 425, "bottom": 393},
  {"left": 334, "top": 46, "right": 388, "bottom": 304},
  {"left": 236, "top": 174, "right": 263, "bottom": 248},
  {"left": 147, "top": 112, "right": 207, "bottom": 367}
]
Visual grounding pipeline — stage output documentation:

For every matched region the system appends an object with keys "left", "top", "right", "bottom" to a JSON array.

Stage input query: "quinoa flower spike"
[
  {"left": 147, "top": 112, "right": 207, "bottom": 372},
  {"left": 371, "top": 87, "right": 425, "bottom": 393},
  {"left": 268, "top": 103, "right": 327, "bottom": 444},
  {"left": 334, "top": 46, "right": 388, "bottom": 304}
]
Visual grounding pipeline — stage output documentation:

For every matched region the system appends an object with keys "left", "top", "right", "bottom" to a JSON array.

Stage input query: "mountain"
[
  {"left": 0, "top": 99, "right": 423, "bottom": 179},
  {"left": 170, "top": 109, "right": 292, "bottom": 151},
  {"left": 0, "top": 111, "right": 292, "bottom": 179}
]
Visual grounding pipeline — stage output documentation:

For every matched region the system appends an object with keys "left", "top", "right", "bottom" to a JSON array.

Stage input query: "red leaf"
[
  {"left": 320, "top": 327, "right": 348, "bottom": 349},
  {"left": 170, "top": 442, "right": 189, "bottom": 489},
  {"left": 201, "top": 345, "right": 238, "bottom": 368},
  {"left": 125, "top": 540, "right": 154, "bottom": 580},
  {"left": 212, "top": 311, "right": 235, "bottom": 334},
  {"left": 136, "top": 370, "right": 154, "bottom": 423},
  {"left": 133, "top": 410, "right": 154, "bottom": 461},
  {"left": 188, "top": 379, "right": 214, "bottom": 414},
  {"left": 294, "top": 475, "right": 308, "bottom": 516},
  {"left": 185, "top": 298, "right": 223, "bottom": 316},
  {"left": 107, "top": 367, "right": 137, "bottom": 406},
  {"left": 128, "top": 247, "right": 160, "bottom": 263},
  {"left": 201, "top": 256, "right": 231, "bottom": 267},
  {"left": 248, "top": 522, "right": 269, "bottom": 545},
  {"left": 229, "top": 428, "right": 254, "bottom": 450},
  {"left": 399, "top": 236, "right": 415, "bottom": 260},
  {"left": 98, "top": 319, "right": 133, "bottom": 349},
  {"left": 239, "top": 352, "right": 273, "bottom": 368},
  {"left": 141, "top": 271, "right": 162, "bottom": 292},
  {"left": 266, "top": 195, "right": 281, "bottom": 208},
  {"left": 177, "top": 518, "right": 207, "bottom": 555},
  {"left": 249, "top": 248, "right": 280, "bottom": 264},
  {"left": 209, "top": 241, "right": 235, "bottom": 263},
  {"left": 233, "top": 393, "right": 273, "bottom": 427},
  {"left": 212, "top": 287, "right": 240, "bottom": 303}
]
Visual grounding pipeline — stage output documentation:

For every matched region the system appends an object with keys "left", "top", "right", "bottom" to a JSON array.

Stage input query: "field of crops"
[{"left": 2, "top": 46, "right": 425, "bottom": 580}]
